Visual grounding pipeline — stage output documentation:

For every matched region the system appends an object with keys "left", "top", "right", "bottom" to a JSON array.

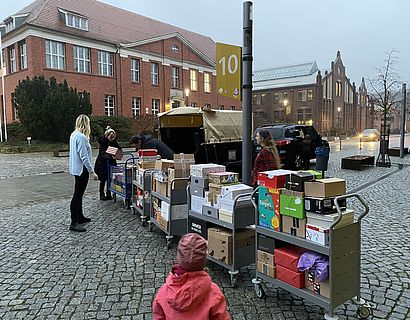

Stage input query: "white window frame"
[
  {"left": 152, "top": 99, "right": 160, "bottom": 115},
  {"left": 9, "top": 46, "right": 16, "bottom": 72},
  {"left": 131, "top": 59, "right": 140, "bottom": 82},
  {"left": 151, "top": 63, "right": 159, "bottom": 85},
  {"left": 45, "top": 40, "right": 65, "bottom": 70},
  {"left": 190, "top": 69, "right": 197, "bottom": 91},
  {"left": 61, "top": 9, "right": 89, "bottom": 31},
  {"left": 172, "top": 66, "right": 179, "bottom": 88},
  {"left": 132, "top": 97, "right": 141, "bottom": 116},
  {"left": 204, "top": 72, "right": 211, "bottom": 93},
  {"left": 98, "top": 51, "right": 113, "bottom": 76},
  {"left": 20, "top": 42, "right": 27, "bottom": 69},
  {"left": 73, "top": 46, "right": 90, "bottom": 73},
  {"left": 105, "top": 95, "right": 115, "bottom": 116}
]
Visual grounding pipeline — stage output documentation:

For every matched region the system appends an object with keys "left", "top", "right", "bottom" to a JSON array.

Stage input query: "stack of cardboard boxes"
[{"left": 137, "top": 149, "right": 158, "bottom": 170}]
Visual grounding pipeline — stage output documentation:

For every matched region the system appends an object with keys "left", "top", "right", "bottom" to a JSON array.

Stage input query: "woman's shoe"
[
  {"left": 105, "top": 193, "right": 113, "bottom": 200},
  {"left": 69, "top": 223, "right": 86, "bottom": 232},
  {"left": 100, "top": 194, "right": 110, "bottom": 201}
]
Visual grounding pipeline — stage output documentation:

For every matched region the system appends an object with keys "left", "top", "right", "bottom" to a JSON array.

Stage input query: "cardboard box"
[
  {"left": 209, "top": 183, "right": 223, "bottom": 195},
  {"left": 306, "top": 209, "right": 354, "bottom": 229},
  {"left": 155, "top": 180, "right": 168, "bottom": 197},
  {"left": 191, "top": 195, "right": 206, "bottom": 213},
  {"left": 235, "top": 228, "right": 255, "bottom": 249},
  {"left": 258, "top": 234, "right": 275, "bottom": 254},
  {"left": 154, "top": 170, "right": 168, "bottom": 183},
  {"left": 138, "top": 149, "right": 157, "bottom": 157},
  {"left": 282, "top": 215, "right": 306, "bottom": 238},
  {"left": 207, "top": 227, "right": 233, "bottom": 265},
  {"left": 191, "top": 185, "right": 205, "bottom": 197},
  {"left": 208, "top": 171, "right": 239, "bottom": 185},
  {"left": 280, "top": 190, "right": 305, "bottom": 219},
  {"left": 106, "top": 146, "right": 123, "bottom": 160},
  {"left": 274, "top": 245, "right": 306, "bottom": 272},
  {"left": 257, "top": 250, "right": 275, "bottom": 265},
  {"left": 285, "top": 172, "right": 315, "bottom": 192},
  {"left": 305, "top": 271, "right": 330, "bottom": 298},
  {"left": 257, "top": 169, "right": 292, "bottom": 188},
  {"left": 306, "top": 224, "right": 330, "bottom": 246},
  {"left": 157, "top": 215, "right": 169, "bottom": 232},
  {"left": 191, "top": 176, "right": 209, "bottom": 189},
  {"left": 138, "top": 161, "right": 156, "bottom": 170},
  {"left": 218, "top": 209, "right": 232, "bottom": 223},
  {"left": 301, "top": 170, "right": 323, "bottom": 179},
  {"left": 258, "top": 186, "right": 281, "bottom": 231},
  {"left": 188, "top": 216, "right": 209, "bottom": 239},
  {"left": 167, "top": 175, "right": 188, "bottom": 197},
  {"left": 220, "top": 184, "right": 253, "bottom": 201},
  {"left": 304, "top": 178, "right": 346, "bottom": 198},
  {"left": 155, "top": 159, "right": 174, "bottom": 172},
  {"left": 190, "top": 164, "right": 225, "bottom": 178},
  {"left": 304, "top": 197, "right": 347, "bottom": 214},
  {"left": 276, "top": 264, "right": 305, "bottom": 288},
  {"left": 202, "top": 205, "right": 219, "bottom": 219},
  {"left": 173, "top": 153, "right": 195, "bottom": 178},
  {"left": 257, "top": 261, "right": 275, "bottom": 278}
]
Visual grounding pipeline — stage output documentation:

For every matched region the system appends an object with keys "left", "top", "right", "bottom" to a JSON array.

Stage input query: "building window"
[
  {"left": 171, "top": 44, "right": 179, "bottom": 53},
  {"left": 297, "top": 108, "right": 313, "bottom": 124},
  {"left": 9, "top": 46, "right": 16, "bottom": 73},
  {"left": 45, "top": 40, "right": 65, "bottom": 70},
  {"left": 302, "top": 90, "right": 307, "bottom": 102},
  {"left": 253, "top": 94, "right": 261, "bottom": 105},
  {"left": 98, "top": 51, "right": 113, "bottom": 76},
  {"left": 336, "top": 81, "right": 342, "bottom": 97},
  {"left": 19, "top": 42, "right": 27, "bottom": 70},
  {"left": 5, "top": 19, "right": 15, "bottom": 33},
  {"left": 132, "top": 97, "right": 141, "bottom": 116},
  {"left": 261, "top": 93, "right": 266, "bottom": 104},
  {"left": 172, "top": 100, "right": 180, "bottom": 109},
  {"left": 73, "top": 46, "right": 90, "bottom": 73},
  {"left": 191, "top": 102, "right": 197, "bottom": 107},
  {"left": 231, "top": 106, "right": 235, "bottom": 110},
  {"left": 297, "top": 90, "right": 302, "bottom": 102},
  {"left": 171, "top": 66, "right": 179, "bottom": 88},
  {"left": 219, "top": 105, "right": 225, "bottom": 110},
  {"left": 204, "top": 73, "right": 211, "bottom": 93},
  {"left": 105, "top": 95, "right": 115, "bottom": 116},
  {"left": 307, "top": 89, "right": 314, "bottom": 101},
  {"left": 190, "top": 70, "right": 197, "bottom": 91},
  {"left": 61, "top": 9, "right": 89, "bottom": 31},
  {"left": 273, "top": 109, "right": 285, "bottom": 123},
  {"left": 151, "top": 63, "right": 159, "bottom": 85},
  {"left": 131, "top": 59, "right": 140, "bottom": 82},
  {"left": 274, "top": 93, "right": 280, "bottom": 104},
  {"left": 152, "top": 99, "right": 160, "bottom": 115},
  {"left": 283, "top": 91, "right": 288, "bottom": 102}
]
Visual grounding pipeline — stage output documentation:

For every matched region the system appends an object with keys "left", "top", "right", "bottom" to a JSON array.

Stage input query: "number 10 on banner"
[{"left": 216, "top": 43, "right": 242, "bottom": 101}]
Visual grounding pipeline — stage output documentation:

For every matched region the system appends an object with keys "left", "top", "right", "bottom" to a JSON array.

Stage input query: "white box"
[
  {"left": 219, "top": 209, "right": 233, "bottom": 224},
  {"left": 190, "top": 164, "right": 226, "bottom": 178},
  {"left": 220, "top": 184, "right": 253, "bottom": 201},
  {"left": 306, "top": 224, "right": 329, "bottom": 246},
  {"left": 191, "top": 195, "right": 206, "bottom": 213},
  {"left": 306, "top": 209, "right": 354, "bottom": 229},
  {"left": 220, "top": 197, "right": 251, "bottom": 213},
  {"left": 160, "top": 201, "right": 170, "bottom": 220}
]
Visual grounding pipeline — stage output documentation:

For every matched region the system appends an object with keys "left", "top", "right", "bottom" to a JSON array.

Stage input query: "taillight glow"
[{"left": 276, "top": 139, "right": 291, "bottom": 147}]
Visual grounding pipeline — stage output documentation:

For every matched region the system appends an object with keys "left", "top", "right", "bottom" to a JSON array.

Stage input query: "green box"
[
  {"left": 301, "top": 170, "right": 323, "bottom": 179},
  {"left": 280, "top": 193, "right": 305, "bottom": 219}
]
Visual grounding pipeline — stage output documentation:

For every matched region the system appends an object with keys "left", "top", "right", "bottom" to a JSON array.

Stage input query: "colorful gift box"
[
  {"left": 274, "top": 245, "right": 306, "bottom": 272},
  {"left": 257, "top": 169, "right": 292, "bottom": 189},
  {"left": 280, "top": 189, "right": 305, "bottom": 219},
  {"left": 208, "top": 171, "right": 239, "bottom": 185},
  {"left": 276, "top": 264, "right": 305, "bottom": 288},
  {"left": 258, "top": 186, "right": 281, "bottom": 231}
]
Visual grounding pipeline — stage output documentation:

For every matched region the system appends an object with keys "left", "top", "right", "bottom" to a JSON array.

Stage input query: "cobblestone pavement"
[{"left": 0, "top": 139, "right": 409, "bottom": 319}]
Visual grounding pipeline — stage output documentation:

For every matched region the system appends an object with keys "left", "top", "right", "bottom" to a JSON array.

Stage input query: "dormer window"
[
  {"left": 5, "top": 19, "right": 15, "bottom": 32},
  {"left": 59, "top": 9, "right": 88, "bottom": 31}
]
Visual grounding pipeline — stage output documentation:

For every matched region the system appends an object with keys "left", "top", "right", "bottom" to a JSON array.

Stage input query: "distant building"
[
  {"left": 0, "top": 0, "right": 240, "bottom": 124},
  {"left": 252, "top": 51, "right": 370, "bottom": 135}
]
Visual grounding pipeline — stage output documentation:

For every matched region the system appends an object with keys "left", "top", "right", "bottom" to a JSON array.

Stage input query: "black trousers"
[
  {"left": 70, "top": 167, "right": 89, "bottom": 225},
  {"left": 99, "top": 179, "right": 110, "bottom": 196}
]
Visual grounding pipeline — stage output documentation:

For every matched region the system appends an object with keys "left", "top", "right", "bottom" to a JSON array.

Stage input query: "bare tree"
[{"left": 367, "top": 49, "right": 402, "bottom": 166}]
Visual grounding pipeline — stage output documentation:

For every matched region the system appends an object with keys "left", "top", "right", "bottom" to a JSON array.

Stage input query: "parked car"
[
  {"left": 253, "top": 124, "right": 325, "bottom": 170},
  {"left": 359, "top": 128, "right": 380, "bottom": 141}
]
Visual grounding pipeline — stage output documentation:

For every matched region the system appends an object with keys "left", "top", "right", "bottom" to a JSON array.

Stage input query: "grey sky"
[{"left": 2, "top": 0, "right": 409, "bottom": 86}]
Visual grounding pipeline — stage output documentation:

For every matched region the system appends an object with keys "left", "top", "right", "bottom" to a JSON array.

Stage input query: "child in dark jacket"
[
  {"left": 94, "top": 127, "right": 122, "bottom": 200},
  {"left": 153, "top": 233, "right": 230, "bottom": 320}
]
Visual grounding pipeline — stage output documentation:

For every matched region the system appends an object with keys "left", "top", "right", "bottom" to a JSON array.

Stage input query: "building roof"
[
  {"left": 2, "top": 0, "right": 216, "bottom": 63},
  {"left": 253, "top": 61, "right": 319, "bottom": 90}
]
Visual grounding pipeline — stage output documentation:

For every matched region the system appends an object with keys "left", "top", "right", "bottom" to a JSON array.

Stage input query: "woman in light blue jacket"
[{"left": 69, "top": 114, "right": 98, "bottom": 232}]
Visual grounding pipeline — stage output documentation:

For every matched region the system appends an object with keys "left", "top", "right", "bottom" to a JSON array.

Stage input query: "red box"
[
  {"left": 257, "top": 170, "right": 290, "bottom": 189},
  {"left": 276, "top": 264, "right": 305, "bottom": 288},
  {"left": 274, "top": 245, "right": 306, "bottom": 272},
  {"left": 138, "top": 149, "right": 157, "bottom": 157}
]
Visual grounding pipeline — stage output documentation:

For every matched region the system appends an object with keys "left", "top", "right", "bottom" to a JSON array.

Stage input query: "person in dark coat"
[
  {"left": 130, "top": 134, "right": 174, "bottom": 160},
  {"left": 94, "top": 127, "right": 122, "bottom": 200}
]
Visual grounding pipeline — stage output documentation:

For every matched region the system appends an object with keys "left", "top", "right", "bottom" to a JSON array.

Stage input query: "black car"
[{"left": 253, "top": 124, "right": 324, "bottom": 170}]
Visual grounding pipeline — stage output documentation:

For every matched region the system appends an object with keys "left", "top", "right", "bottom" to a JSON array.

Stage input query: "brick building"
[
  {"left": 252, "top": 51, "right": 371, "bottom": 135},
  {"left": 0, "top": 0, "right": 240, "bottom": 124}
]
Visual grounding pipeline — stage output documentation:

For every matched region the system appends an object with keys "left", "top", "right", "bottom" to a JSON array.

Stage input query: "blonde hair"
[
  {"left": 75, "top": 114, "right": 91, "bottom": 138},
  {"left": 105, "top": 126, "right": 116, "bottom": 137}
]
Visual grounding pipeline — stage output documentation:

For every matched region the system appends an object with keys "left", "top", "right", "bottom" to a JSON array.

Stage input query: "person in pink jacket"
[{"left": 152, "top": 233, "right": 230, "bottom": 320}]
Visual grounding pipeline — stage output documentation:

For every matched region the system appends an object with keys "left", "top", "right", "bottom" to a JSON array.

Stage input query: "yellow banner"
[{"left": 216, "top": 43, "right": 242, "bottom": 101}]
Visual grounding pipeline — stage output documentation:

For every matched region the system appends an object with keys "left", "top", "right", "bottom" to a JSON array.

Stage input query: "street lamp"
[
  {"left": 185, "top": 88, "right": 190, "bottom": 107},
  {"left": 337, "top": 107, "right": 342, "bottom": 150}
]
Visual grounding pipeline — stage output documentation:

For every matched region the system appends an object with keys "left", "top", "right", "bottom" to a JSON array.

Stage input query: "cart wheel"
[
  {"left": 357, "top": 305, "right": 371, "bottom": 319},
  {"left": 255, "top": 284, "right": 265, "bottom": 299},
  {"left": 230, "top": 275, "right": 237, "bottom": 288}
]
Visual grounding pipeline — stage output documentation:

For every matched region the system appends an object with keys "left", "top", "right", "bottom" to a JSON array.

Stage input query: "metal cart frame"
[
  {"left": 149, "top": 175, "right": 189, "bottom": 249},
  {"left": 131, "top": 168, "right": 155, "bottom": 227},
  {"left": 108, "top": 153, "right": 136, "bottom": 208},
  {"left": 187, "top": 185, "right": 255, "bottom": 287},
  {"left": 251, "top": 189, "right": 372, "bottom": 320}
]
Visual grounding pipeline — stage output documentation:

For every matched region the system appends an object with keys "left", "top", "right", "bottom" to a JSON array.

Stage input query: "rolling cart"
[
  {"left": 251, "top": 190, "right": 372, "bottom": 320},
  {"left": 131, "top": 167, "right": 155, "bottom": 227},
  {"left": 149, "top": 176, "right": 189, "bottom": 249},
  {"left": 108, "top": 153, "right": 136, "bottom": 208},
  {"left": 187, "top": 185, "right": 255, "bottom": 287}
]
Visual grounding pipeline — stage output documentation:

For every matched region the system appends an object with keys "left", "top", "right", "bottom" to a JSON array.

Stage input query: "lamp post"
[
  {"left": 185, "top": 88, "right": 190, "bottom": 107},
  {"left": 337, "top": 107, "right": 342, "bottom": 150}
]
